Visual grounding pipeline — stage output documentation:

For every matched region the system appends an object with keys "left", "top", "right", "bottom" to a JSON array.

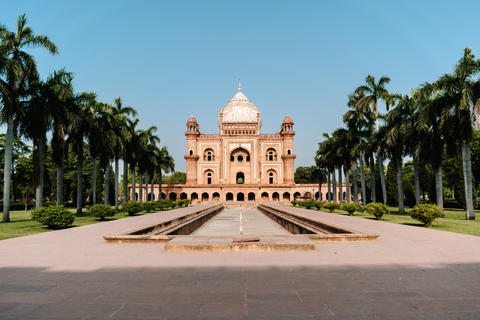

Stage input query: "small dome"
[
  {"left": 283, "top": 116, "right": 293, "bottom": 124},
  {"left": 187, "top": 115, "right": 197, "bottom": 123},
  {"left": 219, "top": 89, "right": 261, "bottom": 123}
]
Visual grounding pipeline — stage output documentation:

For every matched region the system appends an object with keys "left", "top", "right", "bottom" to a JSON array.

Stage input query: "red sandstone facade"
[{"left": 134, "top": 87, "right": 338, "bottom": 203}]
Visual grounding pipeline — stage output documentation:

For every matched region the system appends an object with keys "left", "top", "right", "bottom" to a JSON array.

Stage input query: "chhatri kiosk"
[{"left": 141, "top": 86, "right": 332, "bottom": 203}]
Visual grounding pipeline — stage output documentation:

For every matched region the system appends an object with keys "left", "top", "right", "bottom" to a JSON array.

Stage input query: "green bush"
[
  {"left": 323, "top": 202, "right": 340, "bottom": 213},
  {"left": 313, "top": 201, "right": 323, "bottom": 210},
  {"left": 410, "top": 204, "right": 444, "bottom": 227},
  {"left": 291, "top": 200, "right": 298, "bottom": 207},
  {"left": 341, "top": 202, "right": 363, "bottom": 216},
  {"left": 365, "top": 202, "right": 388, "bottom": 220},
  {"left": 31, "top": 205, "right": 75, "bottom": 229},
  {"left": 142, "top": 201, "right": 157, "bottom": 213},
  {"left": 88, "top": 204, "right": 116, "bottom": 220},
  {"left": 156, "top": 199, "right": 175, "bottom": 211},
  {"left": 120, "top": 201, "right": 143, "bottom": 216},
  {"left": 175, "top": 199, "right": 191, "bottom": 207}
]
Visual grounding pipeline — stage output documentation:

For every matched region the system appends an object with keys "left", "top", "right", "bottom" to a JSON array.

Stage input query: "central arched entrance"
[
  {"left": 236, "top": 172, "right": 245, "bottom": 184},
  {"left": 237, "top": 192, "right": 244, "bottom": 201}
]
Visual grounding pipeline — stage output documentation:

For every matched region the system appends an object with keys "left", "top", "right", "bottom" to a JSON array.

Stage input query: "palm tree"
[
  {"left": 137, "top": 126, "right": 160, "bottom": 202},
  {"left": 432, "top": 48, "right": 479, "bottom": 220},
  {"left": 344, "top": 91, "right": 374, "bottom": 204},
  {"left": 111, "top": 97, "right": 136, "bottom": 209},
  {"left": 156, "top": 146, "right": 175, "bottom": 199},
  {"left": 49, "top": 70, "right": 74, "bottom": 205},
  {"left": 417, "top": 84, "right": 448, "bottom": 209},
  {"left": 355, "top": 75, "right": 392, "bottom": 205},
  {"left": 68, "top": 92, "right": 98, "bottom": 214},
  {"left": 124, "top": 118, "right": 140, "bottom": 202},
  {"left": 0, "top": 14, "right": 58, "bottom": 222},
  {"left": 383, "top": 95, "right": 413, "bottom": 214}
]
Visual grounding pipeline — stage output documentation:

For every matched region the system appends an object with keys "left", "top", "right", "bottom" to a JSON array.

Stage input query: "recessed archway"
[
  {"left": 202, "top": 192, "right": 209, "bottom": 201},
  {"left": 282, "top": 192, "right": 290, "bottom": 201},
  {"left": 180, "top": 192, "right": 187, "bottom": 200},
  {"left": 191, "top": 192, "right": 198, "bottom": 201},
  {"left": 236, "top": 172, "right": 245, "bottom": 184},
  {"left": 226, "top": 192, "right": 234, "bottom": 201},
  {"left": 261, "top": 192, "right": 269, "bottom": 201},
  {"left": 272, "top": 192, "right": 279, "bottom": 201},
  {"left": 237, "top": 192, "right": 245, "bottom": 201},
  {"left": 169, "top": 193, "right": 177, "bottom": 201},
  {"left": 294, "top": 192, "right": 301, "bottom": 200},
  {"left": 248, "top": 192, "right": 255, "bottom": 201},
  {"left": 212, "top": 192, "right": 220, "bottom": 201},
  {"left": 161, "top": 192, "right": 166, "bottom": 200}
]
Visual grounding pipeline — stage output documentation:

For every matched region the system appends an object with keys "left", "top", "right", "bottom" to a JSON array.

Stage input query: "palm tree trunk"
[
  {"left": 345, "top": 165, "right": 351, "bottom": 203},
  {"left": 92, "top": 159, "right": 97, "bottom": 204},
  {"left": 150, "top": 173, "right": 155, "bottom": 200},
  {"left": 332, "top": 167, "right": 337, "bottom": 202},
  {"left": 378, "top": 154, "right": 387, "bottom": 205},
  {"left": 114, "top": 157, "right": 119, "bottom": 210},
  {"left": 461, "top": 139, "right": 475, "bottom": 220},
  {"left": 396, "top": 155, "right": 404, "bottom": 214},
  {"left": 35, "top": 136, "right": 46, "bottom": 208},
  {"left": 434, "top": 165, "right": 443, "bottom": 209},
  {"left": 159, "top": 170, "right": 163, "bottom": 199},
  {"left": 131, "top": 165, "right": 136, "bottom": 201},
  {"left": 370, "top": 155, "right": 376, "bottom": 203},
  {"left": 104, "top": 165, "right": 110, "bottom": 205},
  {"left": 327, "top": 171, "right": 331, "bottom": 201},
  {"left": 359, "top": 155, "right": 367, "bottom": 204},
  {"left": 123, "top": 160, "right": 128, "bottom": 202},
  {"left": 139, "top": 173, "right": 143, "bottom": 202},
  {"left": 338, "top": 165, "right": 343, "bottom": 204},
  {"left": 2, "top": 116, "right": 14, "bottom": 222},
  {"left": 56, "top": 152, "right": 64, "bottom": 205},
  {"left": 352, "top": 163, "right": 358, "bottom": 203},
  {"left": 413, "top": 156, "right": 421, "bottom": 205},
  {"left": 145, "top": 172, "right": 150, "bottom": 201},
  {"left": 76, "top": 146, "right": 84, "bottom": 214}
]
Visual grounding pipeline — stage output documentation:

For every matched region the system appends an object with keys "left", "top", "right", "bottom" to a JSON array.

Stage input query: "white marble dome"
[{"left": 219, "top": 90, "right": 261, "bottom": 123}]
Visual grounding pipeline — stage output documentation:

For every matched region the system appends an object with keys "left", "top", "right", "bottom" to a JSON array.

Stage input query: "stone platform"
[{"left": 0, "top": 204, "right": 480, "bottom": 319}]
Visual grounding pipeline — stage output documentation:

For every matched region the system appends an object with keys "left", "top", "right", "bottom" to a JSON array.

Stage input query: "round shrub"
[
  {"left": 120, "top": 201, "right": 143, "bottom": 216},
  {"left": 323, "top": 202, "right": 340, "bottom": 213},
  {"left": 156, "top": 199, "right": 175, "bottom": 211},
  {"left": 410, "top": 204, "right": 444, "bottom": 227},
  {"left": 365, "top": 202, "right": 388, "bottom": 220},
  {"left": 175, "top": 199, "right": 191, "bottom": 207},
  {"left": 142, "top": 201, "right": 157, "bottom": 213},
  {"left": 313, "top": 201, "right": 323, "bottom": 210},
  {"left": 341, "top": 202, "right": 363, "bottom": 216},
  {"left": 88, "top": 204, "right": 115, "bottom": 220},
  {"left": 291, "top": 200, "right": 298, "bottom": 207},
  {"left": 31, "top": 205, "right": 75, "bottom": 229}
]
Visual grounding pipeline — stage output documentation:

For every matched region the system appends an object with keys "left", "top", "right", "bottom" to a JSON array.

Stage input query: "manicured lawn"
[
  {"left": 331, "top": 206, "right": 480, "bottom": 237},
  {"left": 0, "top": 209, "right": 136, "bottom": 240}
]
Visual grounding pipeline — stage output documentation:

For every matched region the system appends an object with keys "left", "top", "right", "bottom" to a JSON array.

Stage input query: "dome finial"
[{"left": 237, "top": 79, "right": 242, "bottom": 92}]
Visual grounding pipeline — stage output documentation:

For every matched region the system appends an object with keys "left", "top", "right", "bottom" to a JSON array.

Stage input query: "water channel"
[{"left": 191, "top": 208, "right": 291, "bottom": 236}]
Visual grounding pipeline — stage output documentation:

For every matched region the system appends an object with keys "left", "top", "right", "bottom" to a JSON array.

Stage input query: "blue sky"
[{"left": 1, "top": 0, "right": 479, "bottom": 171}]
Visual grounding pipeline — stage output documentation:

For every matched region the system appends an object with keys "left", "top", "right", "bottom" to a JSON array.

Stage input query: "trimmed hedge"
[
  {"left": 365, "top": 202, "right": 388, "bottom": 220},
  {"left": 323, "top": 202, "right": 340, "bottom": 213},
  {"left": 120, "top": 201, "right": 143, "bottom": 216},
  {"left": 410, "top": 204, "right": 444, "bottom": 227},
  {"left": 31, "top": 205, "right": 75, "bottom": 229},
  {"left": 291, "top": 200, "right": 322, "bottom": 210},
  {"left": 88, "top": 204, "right": 116, "bottom": 221},
  {"left": 341, "top": 202, "right": 363, "bottom": 216}
]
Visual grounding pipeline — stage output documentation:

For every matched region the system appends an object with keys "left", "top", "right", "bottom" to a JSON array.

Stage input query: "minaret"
[
  {"left": 280, "top": 116, "right": 296, "bottom": 185},
  {"left": 184, "top": 116, "right": 200, "bottom": 184}
]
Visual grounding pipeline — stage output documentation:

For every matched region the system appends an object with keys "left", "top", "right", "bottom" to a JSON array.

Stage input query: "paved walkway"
[
  {"left": 191, "top": 208, "right": 291, "bottom": 236},
  {"left": 0, "top": 204, "right": 480, "bottom": 319}
]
